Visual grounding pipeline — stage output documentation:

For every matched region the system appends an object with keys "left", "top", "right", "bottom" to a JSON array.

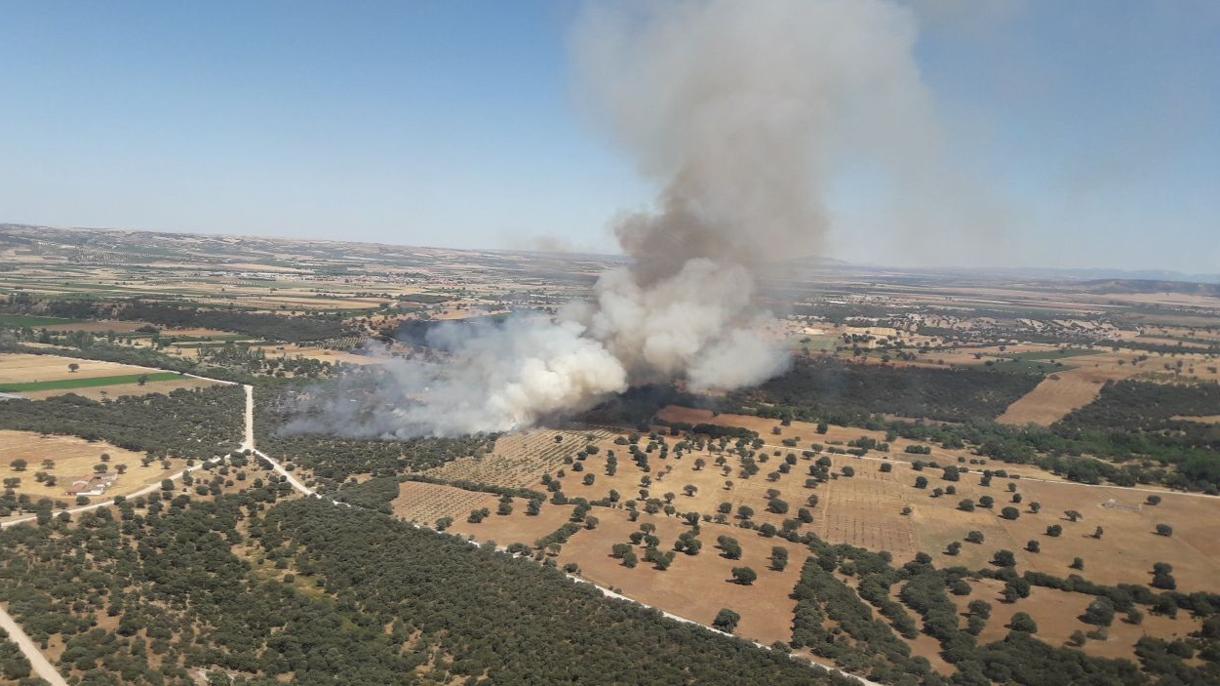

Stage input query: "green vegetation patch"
[
  {"left": 730, "top": 357, "right": 1043, "bottom": 424},
  {"left": 0, "top": 384, "right": 242, "bottom": 459},
  {"left": 0, "top": 314, "right": 82, "bottom": 327},
  {"left": 0, "top": 371, "right": 183, "bottom": 393},
  {"left": 1003, "top": 348, "right": 1099, "bottom": 362}
]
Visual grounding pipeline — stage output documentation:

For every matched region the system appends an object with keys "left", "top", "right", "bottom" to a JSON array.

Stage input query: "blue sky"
[{"left": 1, "top": 1, "right": 1216, "bottom": 272}]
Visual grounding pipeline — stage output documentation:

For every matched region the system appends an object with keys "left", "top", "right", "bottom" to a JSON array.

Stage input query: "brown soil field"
[
  {"left": 963, "top": 578, "right": 1201, "bottom": 662},
  {"left": 0, "top": 353, "right": 156, "bottom": 383},
  {"left": 446, "top": 497, "right": 576, "bottom": 548},
  {"left": 401, "top": 424, "right": 1220, "bottom": 670},
  {"left": 908, "top": 473, "right": 1220, "bottom": 592},
  {"left": 447, "top": 502, "right": 808, "bottom": 647},
  {"left": 0, "top": 430, "right": 181, "bottom": 503},
  {"left": 251, "top": 345, "right": 381, "bottom": 366},
  {"left": 399, "top": 416, "right": 1220, "bottom": 664},
  {"left": 560, "top": 510, "right": 807, "bottom": 646}
]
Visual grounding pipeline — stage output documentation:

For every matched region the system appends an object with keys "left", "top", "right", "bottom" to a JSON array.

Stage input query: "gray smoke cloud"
[{"left": 292, "top": 0, "right": 941, "bottom": 438}]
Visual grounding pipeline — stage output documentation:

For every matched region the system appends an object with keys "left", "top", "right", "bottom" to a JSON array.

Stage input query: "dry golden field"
[
  {"left": 960, "top": 578, "right": 1201, "bottom": 664},
  {"left": 997, "top": 348, "right": 1219, "bottom": 425},
  {"left": 0, "top": 430, "right": 182, "bottom": 503},
  {"left": 0, "top": 353, "right": 154, "bottom": 383}
]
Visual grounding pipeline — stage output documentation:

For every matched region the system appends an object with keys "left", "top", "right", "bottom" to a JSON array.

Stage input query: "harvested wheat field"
[
  {"left": 0, "top": 353, "right": 156, "bottom": 383},
  {"left": 960, "top": 578, "right": 1202, "bottom": 663},
  {"left": 907, "top": 471, "right": 1220, "bottom": 592},
  {"left": 0, "top": 430, "right": 181, "bottom": 502},
  {"left": 996, "top": 351, "right": 1139, "bottom": 426},
  {"left": 996, "top": 369, "right": 1113, "bottom": 426}
]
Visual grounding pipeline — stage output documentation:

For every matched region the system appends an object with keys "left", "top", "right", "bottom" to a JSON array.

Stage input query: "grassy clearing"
[
  {"left": 0, "top": 371, "right": 182, "bottom": 392},
  {"left": 0, "top": 314, "right": 83, "bottom": 327},
  {"left": 1003, "top": 348, "right": 1099, "bottom": 362},
  {"left": 983, "top": 359, "right": 1065, "bottom": 374}
]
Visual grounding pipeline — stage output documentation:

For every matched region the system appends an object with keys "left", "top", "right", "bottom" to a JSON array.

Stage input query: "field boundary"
[{"left": 0, "top": 371, "right": 182, "bottom": 392}]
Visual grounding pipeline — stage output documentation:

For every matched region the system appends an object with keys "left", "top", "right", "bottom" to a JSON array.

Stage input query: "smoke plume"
[{"left": 292, "top": 0, "right": 939, "bottom": 438}]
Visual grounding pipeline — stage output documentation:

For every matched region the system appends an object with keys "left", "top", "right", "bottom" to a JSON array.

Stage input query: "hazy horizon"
[{"left": 2, "top": 1, "right": 1217, "bottom": 273}]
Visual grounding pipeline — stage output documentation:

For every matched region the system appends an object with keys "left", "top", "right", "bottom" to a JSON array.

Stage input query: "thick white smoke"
[{"left": 292, "top": 0, "right": 942, "bottom": 438}]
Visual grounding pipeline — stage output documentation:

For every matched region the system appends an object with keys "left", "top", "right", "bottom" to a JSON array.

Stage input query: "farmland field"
[
  {"left": 0, "top": 371, "right": 182, "bottom": 392},
  {"left": 0, "top": 430, "right": 183, "bottom": 505},
  {"left": 0, "top": 353, "right": 157, "bottom": 383}
]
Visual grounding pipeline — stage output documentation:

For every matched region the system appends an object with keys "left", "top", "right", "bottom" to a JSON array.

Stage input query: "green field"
[
  {"left": 1002, "top": 348, "right": 1099, "bottom": 362},
  {"left": 0, "top": 372, "right": 184, "bottom": 393},
  {"left": 970, "top": 347, "right": 1100, "bottom": 375},
  {"left": 0, "top": 314, "right": 83, "bottom": 327}
]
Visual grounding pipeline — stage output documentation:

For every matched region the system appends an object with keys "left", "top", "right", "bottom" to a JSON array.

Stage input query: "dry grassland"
[
  {"left": 0, "top": 353, "right": 155, "bottom": 383},
  {"left": 998, "top": 348, "right": 1218, "bottom": 426},
  {"left": 962, "top": 579, "right": 1201, "bottom": 663},
  {"left": 909, "top": 473, "right": 1220, "bottom": 592},
  {"left": 1173, "top": 415, "right": 1220, "bottom": 424},
  {"left": 0, "top": 430, "right": 181, "bottom": 502},
  {"left": 445, "top": 502, "right": 808, "bottom": 647}
]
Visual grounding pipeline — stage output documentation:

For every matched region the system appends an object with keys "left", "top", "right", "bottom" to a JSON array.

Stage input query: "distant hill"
[{"left": 1074, "top": 279, "right": 1220, "bottom": 296}]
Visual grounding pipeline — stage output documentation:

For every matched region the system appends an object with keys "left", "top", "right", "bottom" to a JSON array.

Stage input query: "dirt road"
[{"left": 0, "top": 604, "right": 69, "bottom": 686}]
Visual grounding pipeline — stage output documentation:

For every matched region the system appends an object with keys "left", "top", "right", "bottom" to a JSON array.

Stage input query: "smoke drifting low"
[{"left": 292, "top": 0, "right": 939, "bottom": 438}]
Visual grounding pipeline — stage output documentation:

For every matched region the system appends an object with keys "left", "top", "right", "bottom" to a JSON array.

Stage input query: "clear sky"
[{"left": 1, "top": 1, "right": 1216, "bottom": 272}]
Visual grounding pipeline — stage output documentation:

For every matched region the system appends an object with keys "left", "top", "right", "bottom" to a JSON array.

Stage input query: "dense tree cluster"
[
  {"left": 0, "top": 627, "right": 35, "bottom": 682},
  {"left": 8, "top": 298, "right": 347, "bottom": 343},
  {"left": 0, "top": 490, "right": 852, "bottom": 686},
  {"left": 703, "top": 359, "right": 1220, "bottom": 493},
  {"left": 262, "top": 499, "right": 848, "bottom": 685},
  {"left": 0, "top": 385, "right": 243, "bottom": 460},
  {"left": 333, "top": 476, "right": 401, "bottom": 513},
  {"left": 729, "top": 357, "right": 1042, "bottom": 424},
  {"left": 783, "top": 529, "right": 1220, "bottom": 685},
  {"left": 792, "top": 545, "right": 936, "bottom": 684},
  {"left": 0, "top": 339, "right": 252, "bottom": 383}
]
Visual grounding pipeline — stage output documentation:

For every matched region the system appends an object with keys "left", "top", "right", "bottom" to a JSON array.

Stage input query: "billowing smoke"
[{"left": 293, "top": 0, "right": 938, "bottom": 438}]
